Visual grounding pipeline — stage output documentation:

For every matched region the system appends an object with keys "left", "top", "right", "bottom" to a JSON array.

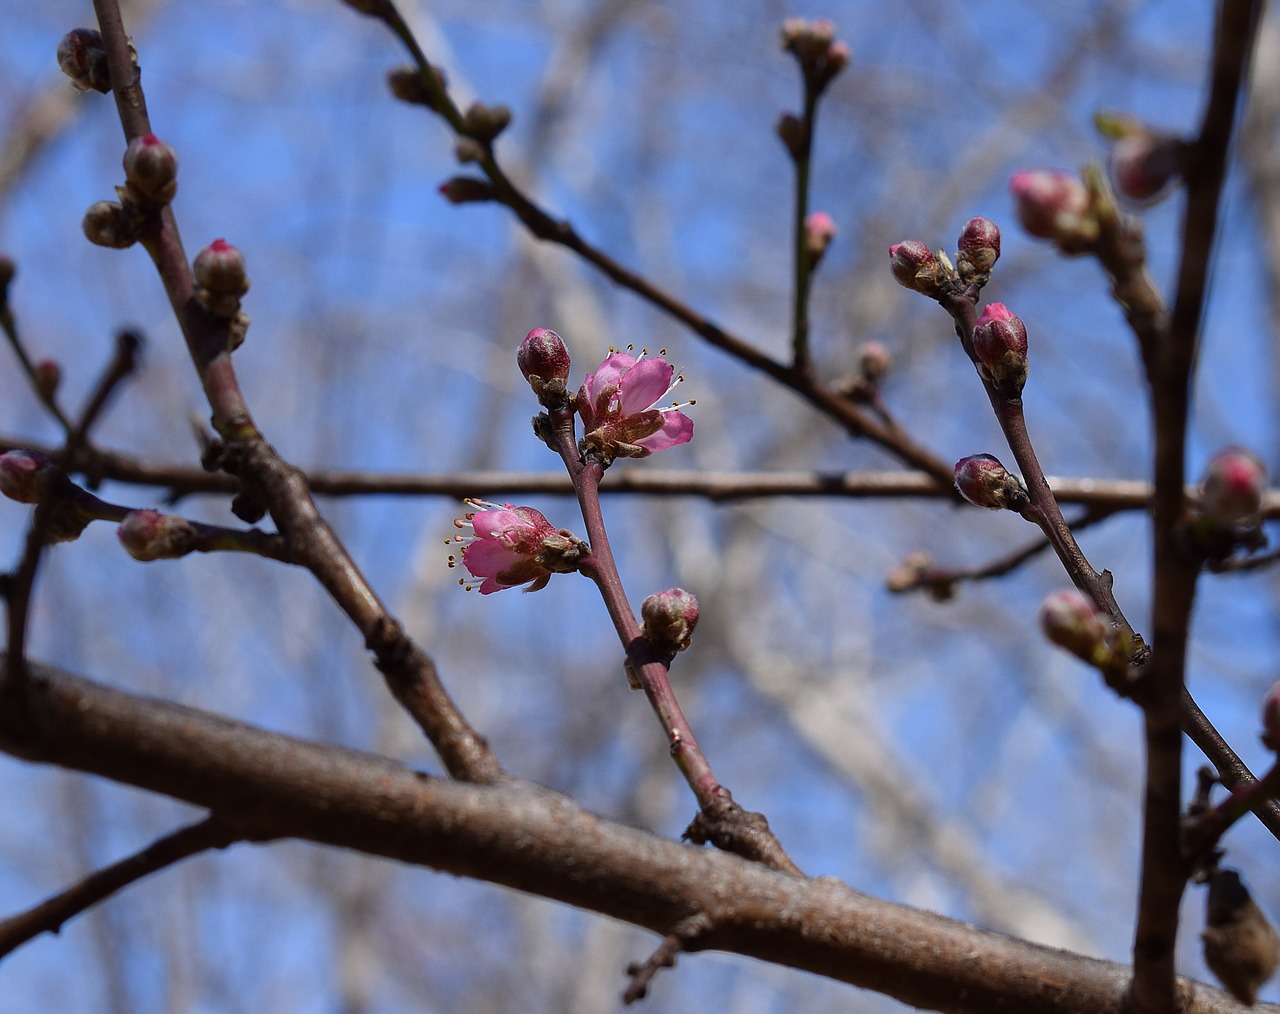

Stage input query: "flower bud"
[
  {"left": 956, "top": 216, "right": 1001, "bottom": 280},
  {"left": 438, "top": 176, "right": 496, "bottom": 204},
  {"left": 857, "top": 341, "right": 891, "bottom": 384},
  {"left": 776, "top": 113, "right": 807, "bottom": 160},
  {"left": 1203, "top": 869, "right": 1280, "bottom": 1006},
  {"left": 641, "top": 588, "right": 700, "bottom": 658},
  {"left": 387, "top": 66, "right": 445, "bottom": 108},
  {"left": 804, "top": 211, "right": 837, "bottom": 267},
  {"left": 1010, "top": 169, "right": 1098, "bottom": 248},
  {"left": 1040, "top": 589, "right": 1109, "bottom": 663},
  {"left": 518, "top": 328, "right": 572, "bottom": 406},
  {"left": 954, "top": 453, "right": 1029, "bottom": 511},
  {"left": 1199, "top": 447, "right": 1266, "bottom": 525},
  {"left": 193, "top": 239, "right": 249, "bottom": 316},
  {"left": 461, "top": 101, "right": 513, "bottom": 143},
  {"left": 971, "top": 302, "right": 1029, "bottom": 393},
  {"left": 82, "top": 201, "right": 137, "bottom": 249},
  {"left": 56, "top": 28, "right": 111, "bottom": 93},
  {"left": 454, "top": 138, "right": 486, "bottom": 164},
  {"left": 34, "top": 359, "right": 62, "bottom": 400},
  {"left": 122, "top": 134, "right": 179, "bottom": 205},
  {"left": 888, "top": 240, "right": 947, "bottom": 296},
  {"left": 1097, "top": 114, "right": 1185, "bottom": 204},
  {"left": 118, "top": 509, "right": 199, "bottom": 562},
  {"left": 0, "top": 449, "right": 56, "bottom": 504},
  {"left": 1261, "top": 679, "right": 1280, "bottom": 752}
]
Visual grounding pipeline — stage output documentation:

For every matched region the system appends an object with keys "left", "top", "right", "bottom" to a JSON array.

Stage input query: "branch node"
[{"left": 623, "top": 913, "right": 711, "bottom": 1004}]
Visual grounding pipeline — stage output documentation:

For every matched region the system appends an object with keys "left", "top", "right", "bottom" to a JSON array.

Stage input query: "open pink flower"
[
  {"left": 576, "top": 351, "right": 693, "bottom": 462},
  {"left": 448, "top": 500, "right": 587, "bottom": 594}
]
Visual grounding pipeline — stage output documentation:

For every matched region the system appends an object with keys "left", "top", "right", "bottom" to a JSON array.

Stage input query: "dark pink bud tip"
[
  {"left": 518, "top": 328, "right": 571, "bottom": 386},
  {"left": 1199, "top": 447, "right": 1267, "bottom": 525},
  {"left": 0, "top": 449, "right": 56, "bottom": 504},
  {"left": 972, "top": 302, "right": 1029, "bottom": 392},
  {"left": 956, "top": 217, "right": 1001, "bottom": 277},
  {"left": 193, "top": 239, "right": 249, "bottom": 299},
  {"left": 117, "top": 509, "right": 197, "bottom": 562},
  {"left": 954, "top": 453, "right": 1028, "bottom": 511},
  {"left": 888, "top": 240, "right": 940, "bottom": 294},
  {"left": 123, "top": 134, "right": 179, "bottom": 204}
]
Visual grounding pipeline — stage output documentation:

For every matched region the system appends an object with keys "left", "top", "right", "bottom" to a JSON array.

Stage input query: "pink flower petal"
[
  {"left": 617, "top": 357, "right": 674, "bottom": 416},
  {"left": 636, "top": 410, "right": 694, "bottom": 452}
]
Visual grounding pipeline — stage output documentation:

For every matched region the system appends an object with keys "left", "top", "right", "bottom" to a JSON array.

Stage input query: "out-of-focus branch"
[{"left": 0, "top": 654, "right": 1265, "bottom": 1014}]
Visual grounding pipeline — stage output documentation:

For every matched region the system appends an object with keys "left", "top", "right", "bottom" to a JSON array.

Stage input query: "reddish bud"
[
  {"left": 438, "top": 177, "right": 496, "bottom": 204},
  {"left": 1010, "top": 169, "right": 1097, "bottom": 247},
  {"left": 518, "top": 327, "right": 572, "bottom": 407},
  {"left": 0, "top": 449, "right": 56, "bottom": 504},
  {"left": 122, "top": 134, "right": 179, "bottom": 205},
  {"left": 1203, "top": 869, "right": 1280, "bottom": 1006},
  {"left": 1199, "top": 447, "right": 1266, "bottom": 525},
  {"left": 888, "top": 240, "right": 947, "bottom": 297},
  {"left": 34, "top": 359, "right": 61, "bottom": 400},
  {"left": 954, "top": 453, "right": 1029, "bottom": 511},
  {"left": 1106, "top": 126, "right": 1184, "bottom": 204},
  {"left": 641, "top": 588, "right": 700, "bottom": 658},
  {"left": 82, "top": 201, "right": 137, "bottom": 249},
  {"left": 857, "top": 341, "right": 891, "bottom": 383},
  {"left": 956, "top": 216, "right": 1001, "bottom": 280},
  {"left": 804, "top": 211, "right": 837, "bottom": 267},
  {"left": 56, "top": 28, "right": 111, "bottom": 93},
  {"left": 1262, "top": 680, "right": 1280, "bottom": 752},
  {"left": 118, "top": 509, "right": 198, "bottom": 562},
  {"left": 971, "top": 302, "right": 1029, "bottom": 393},
  {"left": 1040, "top": 589, "right": 1109, "bottom": 663},
  {"left": 194, "top": 239, "right": 249, "bottom": 316},
  {"left": 461, "top": 101, "right": 512, "bottom": 143}
]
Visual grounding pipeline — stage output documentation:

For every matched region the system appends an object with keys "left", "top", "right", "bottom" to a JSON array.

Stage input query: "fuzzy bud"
[
  {"left": 455, "top": 138, "right": 486, "bottom": 164},
  {"left": 1199, "top": 447, "right": 1266, "bottom": 526},
  {"left": 387, "top": 66, "right": 445, "bottom": 108},
  {"left": 971, "top": 302, "right": 1029, "bottom": 393},
  {"left": 461, "top": 101, "right": 513, "bottom": 143},
  {"left": 118, "top": 509, "right": 199, "bottom": 562},
  {"left": 1097, "top": 113, "right": 1185, "bottom": 204},
  {"left": 0, "top": 449, "right": 57, "bottom": 504},
  {"left": 857, "top": 341, "right": 891, "bottom": 384},
  {"left": 888, "top": 240, "right": 948, "bottom": 297},
  {"left": 56, "top": 28, "right": 112, "bottom": 93},
  {"left": 438, "top": 176, "right": 496, "bottom": 204},
  {"left": 804, "top": 211, "right": 837, "bottom": 267},
  {"left": 956, "top": 216, "right": 1001, "bottom": 281},
  {"left": 82, "top": 201, "right": 138, "bottom": 249},
  {"left": 1040, "top": 589, "right": 1109, "bottom": 664},
  {"left": 641, "top": 588, "right": 700, "bottom": 658},
  {"left": 1010, "top": 169, "right": 1098, "bottom": 248},
  {"left": 1262, "top": 679, "right": 1280, "bottom": 752},
  {"left": 34, "top": 359, "right": 62, "bottom": 400},
  {"left": 518, "top": 327, "right": 572, "bottom": 406},
  {"left": 122, "top": 134, "right": 179, "bottom": 205},
  {"left": 954, "top": 453, "right": 1029, "bottom": 511},
  {"left": 1203, "top": 869, "right": 1280, "bottom": 1006},
  {"left": 193, "top": 239, "right": 250, "bottom": 317}
]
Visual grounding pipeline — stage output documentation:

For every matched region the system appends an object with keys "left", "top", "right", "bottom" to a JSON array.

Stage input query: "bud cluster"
[
  {"left": 82, "top": 133, "right": 180, "bottom": 250},
  {"left": 779, "top": 18, "right": 850, "bottom": 94}
]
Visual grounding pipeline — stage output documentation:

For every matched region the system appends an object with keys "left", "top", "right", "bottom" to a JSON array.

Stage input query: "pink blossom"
[
  {"left": 449, "top": 501, "right": 586, "bottom": 594},
  {"left": 576, "top": 351, "right": 693, "bottom": 461}
]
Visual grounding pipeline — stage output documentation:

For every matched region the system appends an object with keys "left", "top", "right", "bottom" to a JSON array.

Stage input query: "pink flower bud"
[
  {"left": 857, "top": 341, "right": 891, "bottom": 383},
  {"left": 1262, "top": 680, "right": 1280, "bottom": 752},
  {"left": 193, "top": 239, "right": 249, "bottom": 317},
  {"left": 518, "top": 328, "right": 572, "bottom": 406},
  {"left": 461, "top": 101, "right": 513, "bottom": 143},
  {"left": 1110, "top": 130, "right": 1184, "bottom": 203},
  {"left": 641, "top": 588, "right": 700, "bottom": 657},
  {"left": 1199, "top": 447, "right": 1266, "bottom": 525},
  {"left": 438, "top": 176, "right": 497, "bottom": 204},
  {"left": 34, "top": 359, "right": 61, "bottom": 400},
  {"left": 1010, "top": 169, "right": 1097, "bottom": 246},
  {"left": 804, "top": 211, "right": 837, "bottom": 266},
  {"left": 56, "top": 28, "right": 111, "bottom": 93},
  {"left": 1040, "top": 589, "right": 1109, "bottom": 663},
  {"left": 971, "top": 302, "right": 1028, "bottom": 393},
  {"left": 956, "top": 216, "right": 1001, "bottom": 279},
  {"left": 888, "top": 240, "right": 945, "bottom": 296},
  {"left": 0, "top": 449, "right": 56, "bottom": 503},
  {"left": 953, "top": 453, "right": 1029, "bottom": 511},
  {"left": 122, "top": 134, "right": 179, "bottom": 205},
  {"left": 82, "top": 201, "right": 137, "bottom": 249},
  {"left": 118, "top": 509, "right": 198, "bottom": 562}
]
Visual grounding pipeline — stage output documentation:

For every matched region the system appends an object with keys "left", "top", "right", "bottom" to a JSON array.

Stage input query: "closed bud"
[
  {"left": 971, "top": 302, "right": 1028, "bottom": 393},
  {"left": 1010, "top": 169, "right": 1098, "bottom": 248},
  {"left": 461, "top": 101, "right": 512, "bottom": 143},
  {"left": 455, "top": 138, "right": 486, "bottom": 164},
  {"left": 518, "top": 327, "right": 572, "bottom": 406},
  {"left": 438, "top": 176, "right": 496, "bottom": 204},
  {"left": 888, "top": 240, "right": 948, "bottom": 297},
  {"left": 1261, "top": 679, "right": 1280, "bottom": 752},
  {"left": 956, "top": 216, "right": 1001, "bottom": 280},
  {"left": 804, "top": 211, "right": 837, "bottom": 267},
  {"left": 118, "top": 509, "right": 198, "bottom": 562},
  {"left": 776, "top": 113, "right": 807, "bottom": 160},
  {"left": 0, "top": 449, "right": 57, "bottom": 504},
  {"left": 1097, "top": 113, "right": 1185, "bottom": 204},
  {"left": 641, "top": 588, "right": 700, "bottom": 658},
  {"left": 193, "top": 239, "right": 249, "bottom": 316},
  {"left": 122, "top": 134, "right": 179, "bottom": 205},
  {"left": 1040, "top": 589, "right": 1109, "bottom": 664},
  {"left": 954, "top": 453, "right": 1029, "bottom": 511},
  {"left": 1199, "top": 447, "right": 1266, "bottom": 526},
  {"left": 1203, "top": 869, "right": 1280, "bottom": 1006},
  {"left": 387, "top": 66, "right": 441, "bottom": 108},
  {"left": 82, "top": 201, "right": 137, "bottom": 249},
  {"left": 857, "top": 341, "right": 891, "bottom": 383},
  {"left": 34, "top": 359, "right": 61, "bottom": 400},
  {"left": 56, "top": 28, "right": 111, "bottom": 94}
]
